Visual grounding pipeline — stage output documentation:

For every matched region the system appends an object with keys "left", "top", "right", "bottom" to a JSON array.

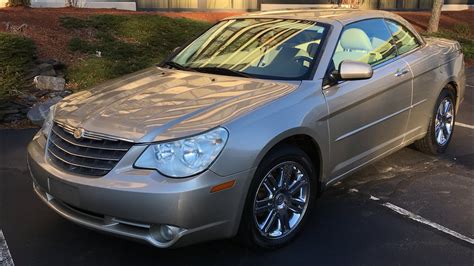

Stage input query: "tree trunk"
[{"left": 427, "top": 0, "right": 444, "bottom": 33}]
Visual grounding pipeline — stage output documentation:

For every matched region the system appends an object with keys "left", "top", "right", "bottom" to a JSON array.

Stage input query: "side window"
[
  {"left": 332, "top": 19, "right": 397, "bottom": 70},
  {"left": 385, "top": 20, "right": 420, "bottom": 55}
]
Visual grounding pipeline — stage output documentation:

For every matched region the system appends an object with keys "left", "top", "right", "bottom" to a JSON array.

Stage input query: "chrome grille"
[{"left": 47, "top": 123, "right": 134, "bottom": 176}]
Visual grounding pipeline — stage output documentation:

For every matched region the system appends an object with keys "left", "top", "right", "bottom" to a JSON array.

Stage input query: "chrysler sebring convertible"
[{"left": 27, "top": 9, "right": 465, "bottom": 249}]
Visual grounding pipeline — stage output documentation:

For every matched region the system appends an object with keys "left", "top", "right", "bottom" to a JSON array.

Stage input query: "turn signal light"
[{"left": 210, "top": 180, "right": 236, "bottom": 193}]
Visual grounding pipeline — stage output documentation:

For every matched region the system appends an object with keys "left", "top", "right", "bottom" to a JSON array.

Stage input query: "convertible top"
[{"left": 227, "top": 9, "right": 402, "bottom": 26}]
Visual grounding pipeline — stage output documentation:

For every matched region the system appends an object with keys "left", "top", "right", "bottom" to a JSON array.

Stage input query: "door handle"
[{"left": 395, "top": 69, "right": 409, "bottom": 77}]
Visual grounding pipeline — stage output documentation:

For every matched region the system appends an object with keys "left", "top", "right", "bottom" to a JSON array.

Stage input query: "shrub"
[
  {"left": 69, "top": 37, "right": 93, "bottom": 53},
  {"left": 59, "top": 16, "right": 90, "bottom": 29},
  {"left": 0, "top": 33, "right": 36, "bottom": 100},
  {"left": 6, "top": 0, "right": 30, "bottom": 7},
  {"left": 61, "top": 14, "right": 210, "bottom": 90},
  {"left": 452, "top": 23, "right": 471, "bottom": 40}
]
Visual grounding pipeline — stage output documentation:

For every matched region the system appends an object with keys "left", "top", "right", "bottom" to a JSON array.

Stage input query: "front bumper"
[{"left": 27, "top": 132, "right": 254, "bottom": 248}]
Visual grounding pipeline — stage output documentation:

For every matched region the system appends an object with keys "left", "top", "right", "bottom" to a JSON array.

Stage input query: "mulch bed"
[
  {"left": 397, "top": 10, "right": 474, "bottom": 33},
  {"left": 0, "top": 7, "right": 242, "bottom": 64}
]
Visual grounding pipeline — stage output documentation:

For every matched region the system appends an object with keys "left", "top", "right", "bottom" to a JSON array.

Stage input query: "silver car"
[{"left": 27, "top": 9, "right": 465, "bottom": 249}]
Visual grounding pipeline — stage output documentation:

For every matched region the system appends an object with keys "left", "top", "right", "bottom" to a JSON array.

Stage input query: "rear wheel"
[
  {"left": 238, "top": 145, "right": 317, "bottom": 249},
  {"left": 415, "top": 88, "right": 456, "bottom": 154}
]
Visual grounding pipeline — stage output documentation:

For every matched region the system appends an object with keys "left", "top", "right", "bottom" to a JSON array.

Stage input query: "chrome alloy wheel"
[
  {"left": 435, "top": 97, "right": 454, "bottom": 146},
  {"left": 253, "top": 161, "right": 310, "bottom": 239}
]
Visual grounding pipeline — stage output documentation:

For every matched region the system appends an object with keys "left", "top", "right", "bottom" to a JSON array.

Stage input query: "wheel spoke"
[
  {"left": 446, "top": 122, "right": 452, "bottom": 133},
  {"left": 437, "top": 128, "right": 445, "bottom": 144},
  {"left": 262, "top": 182, "right": 274, "bottom": 197},
  {"left": 288, "top": 178, "right": 307, "bottom": 195},
  {"left": 279, "top": 164, "right": 292, "bottom": 189},
  {"left": 445, "top": 112, "right": 453, "bottom": 121},
  {"left": 262, "top": 210, "right": 277, "bottom": 233},
  {"left": 255, "top": 198, "right": 273, "bottom": 214},
  {"left": 438, "top": 105, "right": 444, "bottom": 117},
  {"left": 288, "top": 198, "right": 305, "bottom": 214},
  {"left": 444, "top": 100, "right": 451, "bottom": 114},
  {"left": 278, "top": 211, "right": 290, "bottom": 233},
  {"left": 442, "top": 125, "right": 450, "bottom": 139},
  {"left": 265, "top": 173, "right": 278, "bottom": 191}
]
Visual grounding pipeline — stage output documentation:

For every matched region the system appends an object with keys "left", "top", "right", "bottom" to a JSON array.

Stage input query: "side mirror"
[{"left": 335, "top": 60, "right": 373, "bottom": 81}]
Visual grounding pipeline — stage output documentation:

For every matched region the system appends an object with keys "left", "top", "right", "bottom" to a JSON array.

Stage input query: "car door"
[
  {"left": 323, "top": 18, "right": 413, "bottom": 181},
  {"left": 384, "top": 19, "right": 434, "bottom": 144}
]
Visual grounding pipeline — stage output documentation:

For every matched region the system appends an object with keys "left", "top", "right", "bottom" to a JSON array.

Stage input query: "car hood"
[{"left": 55, "top": 67, "right": 300, "bottom": 143}]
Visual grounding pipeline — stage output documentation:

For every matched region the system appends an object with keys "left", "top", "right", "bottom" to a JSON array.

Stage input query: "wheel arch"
[
  {"left": 444, "top": 80, "right": 459, "bottom": 110},
  {"left": 253, "top": 129, "right": 325, "bottom": 195},
  {"left": 439, "top": 65, "right": 462, "bottom": 112}
]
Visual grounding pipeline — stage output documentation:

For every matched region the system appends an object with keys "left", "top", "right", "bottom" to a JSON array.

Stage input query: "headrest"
[
  {"left": 276, "top": 46, "right": 300, "bottom": 58},
  {"left": 340, "top": 28, "right": 372, "bottom": 52},
  {"left": 307, "top": 43, "right": 319, "bottom": 56}
]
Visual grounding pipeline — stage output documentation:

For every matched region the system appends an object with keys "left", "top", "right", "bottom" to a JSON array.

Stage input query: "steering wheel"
[{"left": 294, "top": 56, "right": 313, "bottom": 67}]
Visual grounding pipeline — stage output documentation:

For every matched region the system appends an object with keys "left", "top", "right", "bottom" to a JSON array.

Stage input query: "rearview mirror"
[{"left": 336, "top": 61, "right": 373, "bottom": 81}]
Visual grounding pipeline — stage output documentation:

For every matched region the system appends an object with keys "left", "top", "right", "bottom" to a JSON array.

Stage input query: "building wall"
[
  {"left": 136, "top": 0, "right": 259, "bottom": 10},
  {"left": 443, "top": 0, "right": 474, "bottom": 10},
  {"left": 30, "top": 0, "right": 137, "bottom": 10},
  {"left": 261, "top": 0, "right": 473, "bottom": 10},
  {"left": 24, "top": 0, "right": 473, "bottom": 11}
]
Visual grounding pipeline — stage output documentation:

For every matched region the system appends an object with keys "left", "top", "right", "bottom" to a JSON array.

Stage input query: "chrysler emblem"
[{"left": 73, "top": 128, "right": 85, "bottom": 139}]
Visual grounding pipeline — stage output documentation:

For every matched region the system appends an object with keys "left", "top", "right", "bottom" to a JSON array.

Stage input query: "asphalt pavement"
[{"left": 0, "top": 69, "right": 472, "bottom": 265}]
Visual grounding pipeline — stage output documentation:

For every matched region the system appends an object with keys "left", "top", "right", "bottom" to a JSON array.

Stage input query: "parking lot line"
[
  {"left": 0, "top": 230, "right": 14, "bottom": 266},
  {"left": 465, "top": 84, "right": 474, "bottom": 88},
  {"left": 368, "top": 195, "right": 474, "bottom": 246},
  {"left": 456, "top": 122, "right": 474, "bottom": 130}
]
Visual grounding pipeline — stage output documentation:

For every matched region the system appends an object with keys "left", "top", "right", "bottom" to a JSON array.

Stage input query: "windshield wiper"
[
  {"left": 163, "top": 61, "right": 195, "bottom": 71},
  {"left": 191, "top": 67, "right": 254, "bottom": 78}
]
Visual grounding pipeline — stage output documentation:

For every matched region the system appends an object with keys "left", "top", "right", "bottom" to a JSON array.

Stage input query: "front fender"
[{"left": 210, "top": 80, "right": 329, "bottom": 180}]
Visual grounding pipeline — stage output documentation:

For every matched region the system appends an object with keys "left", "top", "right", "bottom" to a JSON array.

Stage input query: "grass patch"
[
  {"left": 424, "top": 23, "right": 474, "bottom": 61},
  {"left": 0, "top": 32, "right": 36, "bottom": 100},
  {"left": 61, "top": 14, "right": 210, "bottom": 90}
]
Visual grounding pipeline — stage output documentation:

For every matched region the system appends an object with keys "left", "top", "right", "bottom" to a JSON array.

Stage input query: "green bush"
[
  {"left": 0, "top": 33, "right": 36, "bottom": 100},
  {"left": 59, "top": 16, "right": 91, "bottom": 29},
  {"left": 61, "top": 14, "right": 210, "bottom": 90},
  {"left": 452, "top": 23, "right": 471, "bottom": 40},
  {"left": 6, "top": 0, "right": 30, "bottom": 7},
  {"left": 69, "top": 37, "right": 93, "bottom": 53}
]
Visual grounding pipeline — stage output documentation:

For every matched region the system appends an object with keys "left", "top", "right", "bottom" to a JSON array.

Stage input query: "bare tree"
[{"left": 427, "top": 0, "right": 444, "bottom": 33}]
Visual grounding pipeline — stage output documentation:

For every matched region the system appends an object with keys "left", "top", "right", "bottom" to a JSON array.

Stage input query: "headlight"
[
  {"left": 135, "top": 127, "right": 229, "bottom": 178},
  {"left": 41, "top": 104, "right": 56, "bottom": 137}
]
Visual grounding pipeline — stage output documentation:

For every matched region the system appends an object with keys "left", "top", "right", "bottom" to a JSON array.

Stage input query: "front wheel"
[
  {"left": 415, "top": 87, "right": 456, "bottom": 154},
  {"left": 238, "top": 145, "right": 317, "bottom": 249}
]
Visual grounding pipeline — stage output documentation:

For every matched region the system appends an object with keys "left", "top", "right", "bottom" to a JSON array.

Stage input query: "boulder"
[
  {"left": 33, "top": 76, "right": 65, "bottom": 91},
  {"left": 27, "top": 97, "right": 62, "bottom": 125}
]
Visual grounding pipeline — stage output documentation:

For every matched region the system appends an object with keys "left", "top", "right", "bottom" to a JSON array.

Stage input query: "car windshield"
[{"left": 169, "top": 18, "right": 329, "bottom": 80}]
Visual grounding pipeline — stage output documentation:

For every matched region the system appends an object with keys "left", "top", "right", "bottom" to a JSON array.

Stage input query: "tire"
[
  {"left": 415, "top": 87, "right": 456, "bottom": 155},
  {"left": 237, "top": 145, "right": 317, "bottom": 249}
]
